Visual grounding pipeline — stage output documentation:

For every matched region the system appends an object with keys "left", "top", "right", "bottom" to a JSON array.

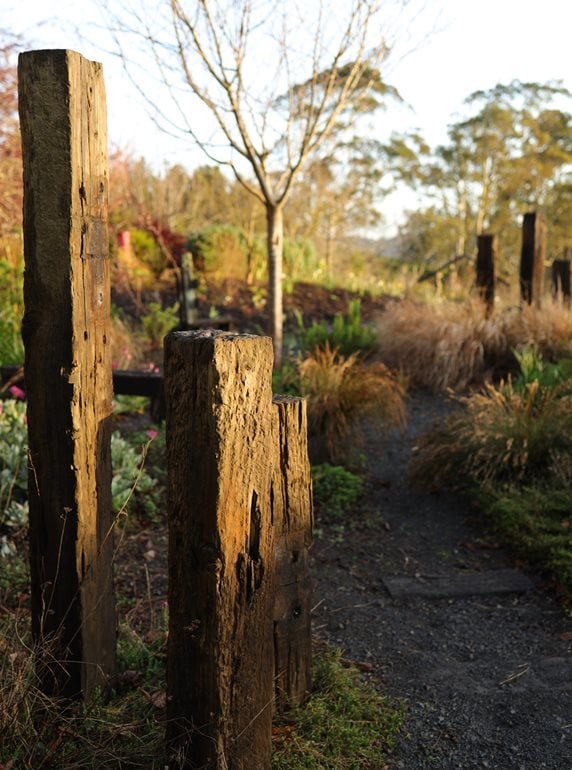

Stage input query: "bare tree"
[{"left": 105, "top": 0, "right": 421, "bottom": 366}]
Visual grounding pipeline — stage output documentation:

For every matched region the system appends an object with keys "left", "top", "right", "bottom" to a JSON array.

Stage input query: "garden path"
[{"left": 312, "top": 389, "right": 572, "bottom": 770}]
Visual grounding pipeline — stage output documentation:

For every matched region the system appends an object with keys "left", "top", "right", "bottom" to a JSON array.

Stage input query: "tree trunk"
[
  {"left": 19, "top": 49, "right": 116, "bottom": 699},
  {"left": 267, "top": 202, "right": 284, "bottom": 369}
]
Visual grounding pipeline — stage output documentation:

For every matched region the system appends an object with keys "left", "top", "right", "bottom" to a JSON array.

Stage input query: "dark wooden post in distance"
[
  {"left": 273, "top": 396, "right": 313, "bottom": 711},
  {"left": 551, "top": 252, "right": 571, "bottom": 308},
  {"left": 18, "top": 50, "right": 115, "bottom": 698},
  {"left": 476, "top": 234, "right": 496, "bottom": 315},
  {"left": 165, "top": 330, "right": 276, "bottom": 770},
  {"left": 520, "top": 211, "right": 546, "bottom": 308}
]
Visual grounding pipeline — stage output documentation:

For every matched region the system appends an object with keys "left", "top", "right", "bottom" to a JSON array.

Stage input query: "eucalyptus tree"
[
  {"left": 387, "top": 80, "right": 572, "bottom": 274},
  {"left": 104, "top": 0, "right": 423, "bottom": 365}
]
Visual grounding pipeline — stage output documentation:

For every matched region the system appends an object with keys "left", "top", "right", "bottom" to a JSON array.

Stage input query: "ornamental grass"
[{"left": 377, "top": 299, "right": 572, "bottom": 391}]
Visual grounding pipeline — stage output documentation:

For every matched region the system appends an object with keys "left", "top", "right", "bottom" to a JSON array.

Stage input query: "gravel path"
[{"left": 312, "top": 390, "right": 572, "bottom": 770}]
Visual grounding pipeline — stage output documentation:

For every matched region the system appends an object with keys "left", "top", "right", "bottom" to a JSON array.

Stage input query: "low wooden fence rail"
[{"left": 1, "top": 364, "right": 165, "bottom": 416}]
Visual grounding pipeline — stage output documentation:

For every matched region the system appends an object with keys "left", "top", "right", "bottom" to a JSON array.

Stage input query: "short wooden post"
[
  {"left": 272, "top": 396, "right": 313, "bottom": 711},
  {"left": 18, "top": 50, "right": 115, "bottom": 698},
  {"left": 476, "top": 234, "right": 496, "bottom": 315},
  {"left": 164, "top": 330, "right": 275, "bottom": 770},
  {"left": 551, "top": 255, "right": 571, "bottom": 308},
  {"left": 520, "top": 211, "right": 546, "bottom": 308}
]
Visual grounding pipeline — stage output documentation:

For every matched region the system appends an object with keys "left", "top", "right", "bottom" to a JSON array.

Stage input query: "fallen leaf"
[
  {"left": 140, "top": 687, "right": 167, "bottom": 709},
  {"left": 561, "top": 520, "right": 570, "bottom": 529},
  {"left": 150, "top": 689, "right": 167, "bottom": 709},
  {"left": 143, "top": 549, "right": 156, "bottom": 561},
  {"left": 559, "top": 631, "right": 572, "bottom": 641}
]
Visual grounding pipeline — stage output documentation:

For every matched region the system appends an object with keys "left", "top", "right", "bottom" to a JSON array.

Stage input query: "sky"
[{"left": 4, "top": 0, "right": 572, "bottom": 234}]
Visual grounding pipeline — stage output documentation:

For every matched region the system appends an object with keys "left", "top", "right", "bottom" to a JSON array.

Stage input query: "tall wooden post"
[
  {"left": 164, "top": 330, "right": 276, "bottom": 770},
  {"left": 272, "top": 396, "right": 313, "bottom": 711},
  {"left": 476, "top": 234, "right": 496, "bottom": 315},
  {"left": 520, "top": 212, "right": 546, "bottom": 308},
  {"left": 18, "top": 50, "right": 115, "bottom": 699}
]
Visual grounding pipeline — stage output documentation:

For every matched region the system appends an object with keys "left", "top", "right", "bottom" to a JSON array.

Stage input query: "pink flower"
[
  {"left": 9, "top": 385, "right": 25, "bottom": 400},
  {"left": 146, "top": 429, "right": 158, "bottom": 440}
]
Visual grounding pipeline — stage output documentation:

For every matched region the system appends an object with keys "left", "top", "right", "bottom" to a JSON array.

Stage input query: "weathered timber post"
[
  {"left": 520, "top": 211, "right": 546, "bottom": 308},
  {"left": 476, "top": 234, "right": 496, "bottom": 316},
  {"left": 18, "top": 50, "right": 115, "bottom": 698},
  {"left": 272, "top": 396, "right": 313, "bottom": 711},
  {"left": 551, "top": 255, "right": 571, "bottom": 308},
  {"left": 164, "top": 330, "right": 275, "bottom": 770}
]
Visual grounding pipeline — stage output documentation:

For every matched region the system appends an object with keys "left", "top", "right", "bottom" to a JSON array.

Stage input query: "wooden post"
[
  {"left": 18, "top": 50, "right": 115, "bottom": 698},
  {"left": 272, "top": 396, "right": 313, "bottom": 711},
  {"left": 551, "top": 255, "right": 571, "bottom": 308},
  {"left": 520, "top": 212, "right": 546, "bottom": 308},
  {"left": 165, "top": 330, "right": 275, "bottom": 770},
  {"left": 476, "top": 234, "right": 496, "bottom": 315}
]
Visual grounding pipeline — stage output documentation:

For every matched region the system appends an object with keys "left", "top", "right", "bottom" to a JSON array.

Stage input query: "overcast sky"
[{"left": 5, "top": 0, "right": 572, "bottom": 233}]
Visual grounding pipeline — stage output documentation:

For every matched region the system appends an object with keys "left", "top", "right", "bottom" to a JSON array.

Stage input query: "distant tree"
[
  {"left": 104, "top": 0, "right": 421, "bottom": 366},
  {"left": 386, "top": 80, "right": 572, "bottom": 275},
  {"left": 285, "top": 136, "right": 388, "bottom": 274}
]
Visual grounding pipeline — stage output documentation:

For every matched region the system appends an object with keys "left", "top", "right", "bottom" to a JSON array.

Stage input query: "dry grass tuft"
[
  {"left": 410, "top": 380, "right": 572, "bottom": 489},
  {"left": 0, "top": 609, "right": 166, "bottom": 768},
  {"left": 377, "top": 300, "right": 572, "bottom": 391},
  {"left": 299, "top": 344, "right": 406, "bottom": 463}
]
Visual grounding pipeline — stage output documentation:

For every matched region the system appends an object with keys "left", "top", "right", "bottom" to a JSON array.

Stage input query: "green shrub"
[
  {"left": 312, "top": 464, "right": 365, "bottom": 519},
  {"left": 130, "top": 227, "right": 166, "bottom": 277},
  {"left": 111, "top": 430, "right": 164, "bottom": 523},
  {"left": 283, "top": 236, "right": 320, "bottom": 284},
  {"left": 512, "top": 347, "right": 572, "bottom": 394},
  {"left": 140, "top": 301, "right": 180, "bottom": 347},
  {"left": 188, "top": 224, "right": 249, "bottom": 278},
  {"left": 478, "top": 484, "right": 572, "bottom": 597},
  {"left": 0, "top": 399, "right": 28, "bottom": 556},
  {"left": 295, "top": 299, "right": 377, "bottom": 358},
  {"left": 0, "top": 402, "right": 164, "bottom": 555}
]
